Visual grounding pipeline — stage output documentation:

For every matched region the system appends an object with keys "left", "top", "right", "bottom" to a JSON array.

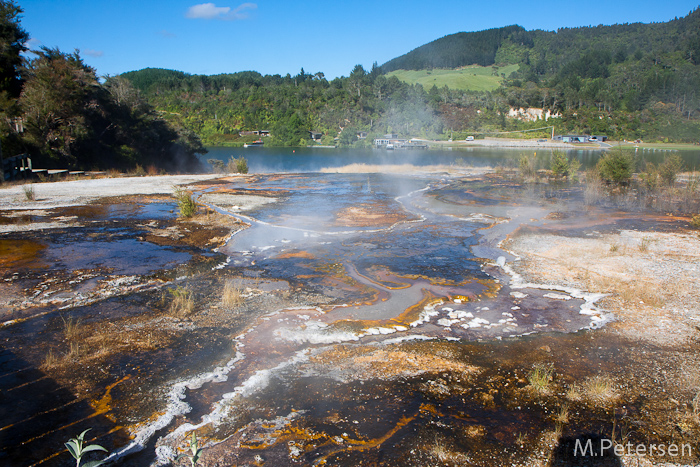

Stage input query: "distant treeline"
[{"left": 0, "top": 1, "right": 204, "bottom": 172}]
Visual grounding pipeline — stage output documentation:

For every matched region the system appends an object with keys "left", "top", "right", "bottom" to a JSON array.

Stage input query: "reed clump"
[
  {"left": 169, "top": 286, "right": 195, "bottom": 318},
  {"left": 527, "top": 363, "right": 555, "bottom": 396},
  {"left": 222, "top": 281, "right": 244, "bottom": 308}
]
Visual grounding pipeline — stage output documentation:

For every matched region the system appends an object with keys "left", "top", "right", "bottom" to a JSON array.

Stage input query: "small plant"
[
  {"left": 68, "top": 341, "right": 81, "bottom": 360},
  {"left": 222, "top": 280, "right": 243, "bottom": 308},
  {"left": 638, "top": 236, "right": 652, "bottom": 252},
  {"left": 609, "top": 243, "right": 620, "bottom": 253},
  {"left": 65, "top": 428, "right": 108, "bottom": 467},
  {"left": 61, "top": 314, "right": 82, "bottom": 341},
  {"left": 555, "top": 403, "right": 570, "bottom": 424},
  {"left": 515, "top": 432, "right": 527, "bottom": 447},
  {"left": 566, "top": 384, "right": 582, "bottom": 401},
  {"left": 527, "top": 363, "right": 555, "bottom": 395},
  {"left": 227, "top": 156, "right": 249, "bottom": 174},
  {"left": 169, "top": 286, "right": 194, "bottom": 318},
  {"left": 174, "top": 187, "right": 197, "bottom": 218},
  {"left": 44, "top": 348, "right": 58, "bottom": 368},
  {"left": 23, "top": 183, "right": 35, "bottom": 201},
  {"left": 581, "top": 375, "right": 617, "bottom": 403},
  {"left": 177, "top": 432, "right": 203, "bottom": 466},
  {"left": 690, "top": 214, "right": 700, "bottom": 229}
]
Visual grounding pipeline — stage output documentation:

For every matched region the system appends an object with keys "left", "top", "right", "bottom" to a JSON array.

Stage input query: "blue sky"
[{"left": 18, "top": 0, "right": 700, "bottom": 79}]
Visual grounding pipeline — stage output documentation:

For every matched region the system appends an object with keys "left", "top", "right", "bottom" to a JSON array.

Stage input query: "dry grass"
[
  {"left": 67, "top": 341, "right": 80, "bottom": 361},
  {"left": 222, "top": 281, "right": 244, "bottom": 308},
  {"left": 429, "top": 435, "right": 471, "bottom": 464},
  {"left": 43, "top": 348, "right": 58, "bottom": 368},
  {"left": 169, "top": 286, "right": 195, "bottom": 318},
  {"left": 555, "top": 403, "right": 570, "bottom": 424},
  {"left": 61, "top": 315, "right": 82, "bottom": 341},
  {"left": 567, "top": 375, "right": 617, "bottom": 404}
]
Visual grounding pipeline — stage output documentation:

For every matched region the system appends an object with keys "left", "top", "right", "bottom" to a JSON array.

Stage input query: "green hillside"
[{"left": 386, "top": 65, "right": 519, "bottom": 92}]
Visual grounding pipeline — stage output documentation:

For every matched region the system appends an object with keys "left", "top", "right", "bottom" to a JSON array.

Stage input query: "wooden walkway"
[{"left": 2, "top": 154, "right": 83, "bottom": 181}]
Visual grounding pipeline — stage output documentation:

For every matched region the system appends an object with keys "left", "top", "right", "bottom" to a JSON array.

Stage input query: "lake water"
[{"left": 201, "top": 145, "right": 700, "bottom": 173}]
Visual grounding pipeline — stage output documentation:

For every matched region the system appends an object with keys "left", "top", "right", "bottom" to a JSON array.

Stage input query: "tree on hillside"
[
  {"left": 0, "top": 0, "right": 28, "bottom": 98},
  {"left": 19, "top": 47, "right": 101, "bottom": 167},
  {"left": 0, "top": 0, "right": 29, "bottom": 157}
]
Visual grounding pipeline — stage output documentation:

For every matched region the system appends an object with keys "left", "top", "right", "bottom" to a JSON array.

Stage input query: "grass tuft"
[
  {"left": 23, "top": 183, "right": 35, "bottom": 201},
  {"left": 169, "top": 286, "right": 195, "bottom": 318},
  {"left": 527, "top": 363, "right": 555, "bottom": 395},
  {"left": 174, "top": 187, "right": 197, "bottom": 218},
  {"left": 222, "top": 281, "right": 244, "bottom": 308},
  {"left": 43, "top": 348, "right": 58, "bottom": 368},
  {"left": 61, "top": 315, "right": 82, "bottom": 341},
  {"left": 567, "top": 375, "right": 617, "bottom": 404},
  {"left": 555, "top": 403, "right": 570, "bottom": 424}
]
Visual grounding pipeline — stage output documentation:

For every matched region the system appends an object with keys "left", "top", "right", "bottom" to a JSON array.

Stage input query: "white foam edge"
[
  {"left": 103, "top": 351, "right": 245, "bottom": 464},
  {"left": 496, "top": 252, "right": 610, "bottom": 321},
  {"left": 153, "top": 349, "right": 311, "bottom": 465}
]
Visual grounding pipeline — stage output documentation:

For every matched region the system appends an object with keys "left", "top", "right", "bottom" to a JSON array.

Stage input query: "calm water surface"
[{"left": 202, "top": 145, "right": 700, "bottom": 173}]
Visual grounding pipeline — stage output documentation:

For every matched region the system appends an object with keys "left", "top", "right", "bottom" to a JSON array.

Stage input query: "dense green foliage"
[
  {"left": 120, "top": 9, "right": 700, "bottom": 146},
  {"left": 597, "top": 150, "right": 635, "bottom": 185},
  {"left": 121, "top": 64, "right": 453, "bottom": 146},
  {"left": 382, "top": 25, "right": 527, "bottom": 71},
  {"left": 0, "top": 1, "right": 204, "bottom": 172}
]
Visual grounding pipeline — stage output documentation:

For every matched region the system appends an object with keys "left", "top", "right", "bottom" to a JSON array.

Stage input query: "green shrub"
[
  {"left": 596, "top": 150, "right": 634, "bottom": 185},
  {"left": 519, "top": 154, "right": 536, "bottom": 178},
  {"left": 550, "top": 151, "right": 580, "bottom": 179},
  {"left": 658, "top": 154, "right": 684, "bottom": 186},
  {"left": 690, "top": 214, "right": 700, "bottom": 229},
  {"left": 174, "top": 187, "right": 197, "bottom": 218},
  {"left": 226, "top": 156, "right": 248, "bottom": 174}
]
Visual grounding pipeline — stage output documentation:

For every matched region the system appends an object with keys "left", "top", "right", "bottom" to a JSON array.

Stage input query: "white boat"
[
  {"left": 244, "top": 140, "right": 264, "bottom": 148},
  {"left": 386, "top": 143, "right": 394, "bottom": 150}
]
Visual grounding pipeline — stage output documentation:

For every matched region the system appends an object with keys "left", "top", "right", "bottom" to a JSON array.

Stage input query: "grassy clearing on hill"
[{"left": 386, "top": 64, "right": 519, "bottom": 92}]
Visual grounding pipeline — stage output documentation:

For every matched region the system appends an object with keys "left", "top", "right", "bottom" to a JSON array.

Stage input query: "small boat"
[
  {"left": 386, "top": 143, "right": 394, "bottom": 150},
  {"left": 244, "top": 140, "right": 264, "bottom": 148}
]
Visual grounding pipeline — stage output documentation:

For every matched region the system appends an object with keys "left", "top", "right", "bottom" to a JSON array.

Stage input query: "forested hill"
[
  {"left": 381, "top": 25, "right": 526, "bottom": 71},
  {"left": 381, "top": 8, "right": 700, "bottom": 75}
]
